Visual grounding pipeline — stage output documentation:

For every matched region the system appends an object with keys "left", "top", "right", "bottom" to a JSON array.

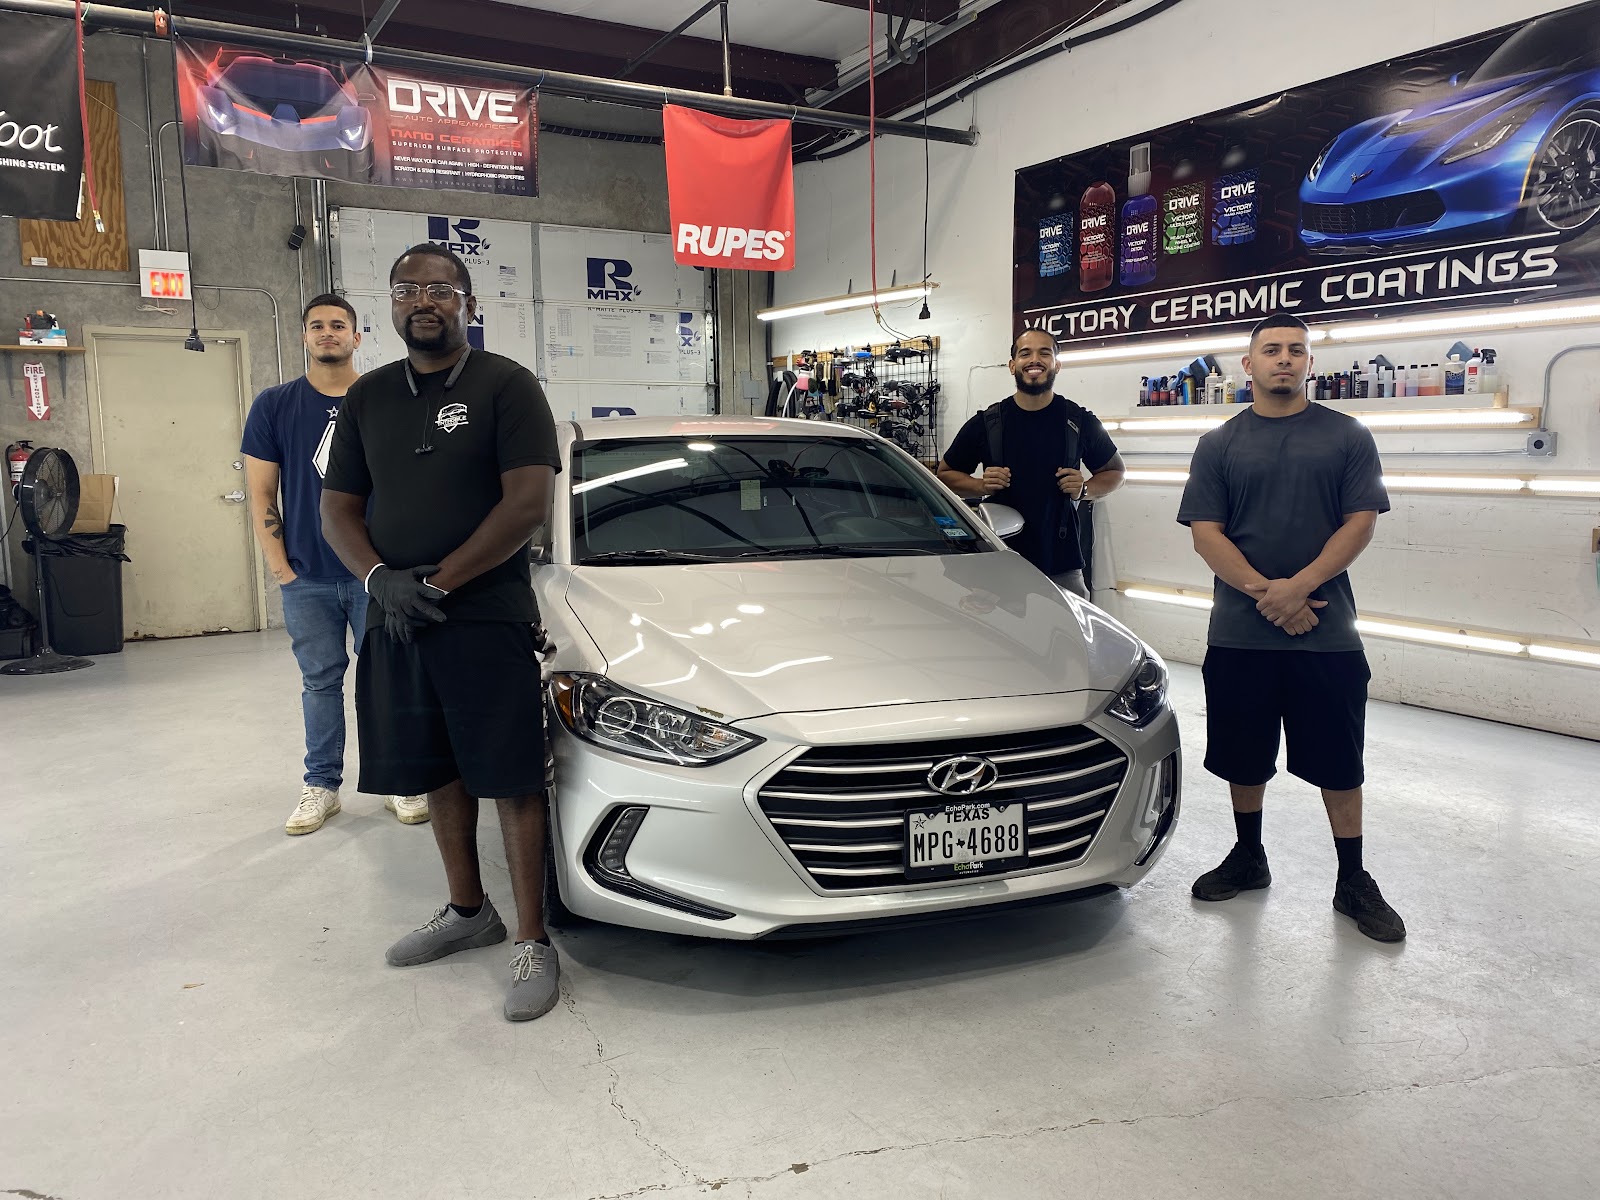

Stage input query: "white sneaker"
[
  {"left": 385, "top": 794, "right": 431, "bottom": 825},
  {"left": 286, "top": 785, "right": 341, "bottom": 835}
]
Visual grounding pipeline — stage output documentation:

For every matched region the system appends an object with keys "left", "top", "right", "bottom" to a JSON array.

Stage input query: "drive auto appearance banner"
[
  {"left": 177, "top": 39, "right": 537, "bottom": 195},
  {"left": 664, "top": 105, "right": 795, "bottom": 270},
  {"left": 1015, "top": 1, "right": 1600, "bottom": 348},
  {"left": 0, "top": 13, "right": 85, "bottom": 220}
]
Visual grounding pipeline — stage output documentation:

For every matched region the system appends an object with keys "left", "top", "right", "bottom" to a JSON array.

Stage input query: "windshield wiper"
[
  {"left": 725, "top": 544, "right": 948, "bottom": 559},
  {"left": 577, "top": 549, "right": 727, "bottom": 565}
]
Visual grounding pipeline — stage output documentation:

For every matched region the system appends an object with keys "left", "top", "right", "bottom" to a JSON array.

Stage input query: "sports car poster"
[
  {"left": 1014, "top": 1, "right": 1600, "bottom": 347},
  {"left": 176, "top": 39, "right": 538, "bottom": 196}
]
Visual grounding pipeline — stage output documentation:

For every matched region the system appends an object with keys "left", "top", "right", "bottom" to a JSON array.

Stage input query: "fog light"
[
  {"left": 1134, "top": 753, "right": 1180, "bottom": 867},
  {"left": 581, "top": 806, "right": 736, "bottom": 922},
  {"left": 597, "top": 806, "right": 647, "bottom": 880}
]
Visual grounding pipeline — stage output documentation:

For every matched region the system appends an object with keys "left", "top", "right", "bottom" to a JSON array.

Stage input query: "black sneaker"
[
  {"left": 1333, "top": 871, "right": 1406, "bottom": 942},
  {"left": 1191, "top": 842, "right": 1271, "bottom": 901}
]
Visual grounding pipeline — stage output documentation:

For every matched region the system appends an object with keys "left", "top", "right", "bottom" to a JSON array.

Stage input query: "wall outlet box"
[{"left": 1526, "top": 430, "right": 1557, "bottom": 456}]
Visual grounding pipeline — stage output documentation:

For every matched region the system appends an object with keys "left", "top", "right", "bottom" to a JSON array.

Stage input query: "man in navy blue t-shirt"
[
  {"left": 937, "top": 328, "right": 1125, "bottom": 598},
  {"left": 242, "top": 294, "right": 428, "bottom": 835}
]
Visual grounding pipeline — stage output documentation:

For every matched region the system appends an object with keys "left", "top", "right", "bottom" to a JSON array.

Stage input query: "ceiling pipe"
[{"left": 3, "top": 0, "right": 977, "bottom": 145}]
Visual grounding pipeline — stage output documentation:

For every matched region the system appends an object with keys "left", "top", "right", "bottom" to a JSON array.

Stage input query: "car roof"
[{"left": 560, "top": 415, "right": 876, "bottom": 442}]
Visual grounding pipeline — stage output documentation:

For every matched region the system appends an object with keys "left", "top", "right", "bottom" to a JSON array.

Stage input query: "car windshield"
[
  {"left": 220, "top": 60, "right": 344, "bottom": 111},
  {"left": 572, "top": 435, "right": 991, "bottom": 563},
  {"left": 1471, "top": 13, "right": 1600, "bottom": 83}
]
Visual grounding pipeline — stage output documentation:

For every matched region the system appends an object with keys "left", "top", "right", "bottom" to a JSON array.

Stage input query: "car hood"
[
  {"left": 559, "top": 552, "right": 1144, "bottom": 722},
  {"left": 1309, "top": 71, "right": 1574, "bottom": 193}
]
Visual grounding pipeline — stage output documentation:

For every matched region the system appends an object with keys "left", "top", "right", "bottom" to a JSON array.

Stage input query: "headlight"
[
  {"left": 1107, "top": 650, "right": 1168, "bottom": 727},
  {"left": 1307, "top": 139, "right": 1336, "bottom": 182},
  {"left": 550, "top": 673, "right": 761, "bottom": 766},
  {"left": 204, "top": 100, "right": 236, "bottom": 131},
  {"left": 1440, "top": 102, "right": 1539, "bottom": 165}
]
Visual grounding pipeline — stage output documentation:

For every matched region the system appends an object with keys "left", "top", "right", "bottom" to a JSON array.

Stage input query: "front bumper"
[{"left": 547, "top": 693, "right": 1181, "bottom": 939}]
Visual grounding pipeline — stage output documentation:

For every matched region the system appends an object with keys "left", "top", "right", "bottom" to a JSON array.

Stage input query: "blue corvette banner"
[
  {"left": 177, "top": 39, "right": 538, "bottom": 196},
  {"left": 1015, "top": 1, "right": 1600, "bottom": 346}
]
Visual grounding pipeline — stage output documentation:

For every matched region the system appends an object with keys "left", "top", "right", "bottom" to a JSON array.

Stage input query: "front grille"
[
  {"left": 757, "top": 727, "right": 1129, "bottom": 891},
  {"left": 1301, "top": 191, "right": 1445, "bottom": 236}
]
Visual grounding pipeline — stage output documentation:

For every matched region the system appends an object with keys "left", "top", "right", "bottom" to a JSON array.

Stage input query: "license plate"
[{"left": 905, "top": 802, "right": 1028, "bottom": 879}]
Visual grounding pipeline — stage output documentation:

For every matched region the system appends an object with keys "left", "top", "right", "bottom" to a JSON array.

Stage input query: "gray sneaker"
[
  {"left": 504, "top": 940, "right": 561, "bottom": 1022},
  {"left": 386, "top": 898, "right": 508, "bottom": 967}
]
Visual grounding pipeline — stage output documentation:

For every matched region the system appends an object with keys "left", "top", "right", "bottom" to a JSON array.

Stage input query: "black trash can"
[{"left": 27, "top": 524, "right": 130, "bottom": 656}]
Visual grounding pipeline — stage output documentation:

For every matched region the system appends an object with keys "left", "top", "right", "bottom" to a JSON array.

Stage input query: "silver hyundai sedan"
[{"left": 536, "top": 416, "right": 1180, "bottom": 938}]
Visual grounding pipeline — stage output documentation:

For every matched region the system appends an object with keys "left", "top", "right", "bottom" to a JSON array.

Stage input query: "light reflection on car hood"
[{"left": 560, "top": 552, "right": 1143, "bottom": 722}]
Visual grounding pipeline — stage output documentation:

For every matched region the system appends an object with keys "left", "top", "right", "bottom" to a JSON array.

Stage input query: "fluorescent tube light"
[
  {"left": 1358, "top": 409, "right": 1532, "bottom": 428},
  {"left": 1326, "top": 300, "right": 1600, "bottom": 342},
  {"left": 1354, "top": 619, "right": 1524, "bottom": 654},
  {"left": 1111, "top": 417, "right": 1226, "bottom": 432},
  {"left": 1123, "top": 469, "right": 1192, "bottom": 483},
  {"left": 1528, "top": 643, "right": 1600, "bottom": 667},
  {"left": 758, "top": 283, "right": 934, "bottom": 322},
  {"left": 1381, "top": 474, "right": 1526, "bottom": 492},
  {"left": 1525, "top": 478, "right": 1600, "bottom": 496},
  {"left": 1123, "top": 587, "right": 1213, "bottom": 609}
]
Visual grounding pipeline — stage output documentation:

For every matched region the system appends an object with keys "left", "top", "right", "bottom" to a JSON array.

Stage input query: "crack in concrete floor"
[{"left": 580, "top": 1056, "right": 1600, "bottom": 1199}]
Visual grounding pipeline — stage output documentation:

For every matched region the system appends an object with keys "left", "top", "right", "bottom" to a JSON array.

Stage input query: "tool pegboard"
[{"left": 768, "top": 337, "right": 941, "bottom": 463}]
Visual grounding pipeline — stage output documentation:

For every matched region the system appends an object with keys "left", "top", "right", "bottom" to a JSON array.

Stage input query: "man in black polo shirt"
[
  {"left": 937, "top": 328, "right": 1125, "bottom": 598},
  {"left": 320, "top": 243, "right": 564, "bottom": 1022}
]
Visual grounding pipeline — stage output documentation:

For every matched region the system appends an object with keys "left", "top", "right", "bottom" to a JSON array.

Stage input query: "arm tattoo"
[{"left": 265, "top": 504, "right": 285, "bottom": 541}]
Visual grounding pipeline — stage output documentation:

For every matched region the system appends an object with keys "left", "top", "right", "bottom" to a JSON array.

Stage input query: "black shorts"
[
  {"left": 1202, "top": 647, "right": 1371, "bottom": 791},
  {"left": 355, "top": 620, "right": 545, "bottom": 799}
]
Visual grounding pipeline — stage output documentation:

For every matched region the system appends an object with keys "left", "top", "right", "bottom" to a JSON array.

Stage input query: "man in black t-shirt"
[
  {"left": 937, "top": 329, "right": 1124, "bottom": 598},
  {"left": 321, "top": 243, "right": 565, "bottom": 1022}
]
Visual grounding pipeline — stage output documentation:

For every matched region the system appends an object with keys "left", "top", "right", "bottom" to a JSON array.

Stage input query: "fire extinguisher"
[{"left": 7, "top": 440, "right": 33, "bottom": 500}]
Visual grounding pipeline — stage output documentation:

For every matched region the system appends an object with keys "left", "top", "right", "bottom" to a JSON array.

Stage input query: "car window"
[
  {"left": 1472, "top": 13, "right": 1600, "bottom": 82},
  {"left": 221, "top": 61, "right": 344, "bottom": 109},
  {"left": 572, "top": 436, "right": 991, "bottom": 563}
]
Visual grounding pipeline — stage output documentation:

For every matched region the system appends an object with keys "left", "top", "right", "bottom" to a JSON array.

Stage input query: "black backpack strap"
[{"left": 982, "top": 401, "right": 1004, "bottom": 467}]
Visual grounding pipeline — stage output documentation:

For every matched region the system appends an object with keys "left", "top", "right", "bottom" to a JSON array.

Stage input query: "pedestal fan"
[{"left": 1, "top": 446, "right": 92, "bottom": 675}]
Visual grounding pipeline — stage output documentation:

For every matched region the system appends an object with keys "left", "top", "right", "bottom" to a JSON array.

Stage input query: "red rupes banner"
[{"left": 664, "top": 105, "right": 794, "bottom": 270}]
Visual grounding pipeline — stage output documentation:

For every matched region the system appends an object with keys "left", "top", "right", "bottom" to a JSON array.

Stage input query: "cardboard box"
[{"left": 70, "top": 474, "right": 117, "bottom": 535}]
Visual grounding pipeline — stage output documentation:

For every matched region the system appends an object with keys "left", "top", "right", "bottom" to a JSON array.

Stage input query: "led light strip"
[
  {"left": 1104, "top": 407, "right": 1537, "bottom": 433},
  {"left": 1117, "top": 582, "right": 1600, "bottom": 668},
  {"left": 758, "top": 282, "right": 935, "bottom": 322},
  {"left": 1052, "top": 299, "right": 1600, "bottom": 365},
  {"left": 1121, "top": 468, "right": 1600, "bottom": 497}
]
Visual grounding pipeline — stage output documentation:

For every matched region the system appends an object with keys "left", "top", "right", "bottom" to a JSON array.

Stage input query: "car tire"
[
  {"left": 1522, "top": 108, "right": 1600, "bottom": 238},
  {"left": 543, "top": 795, "right": 586, "bottom": 931}
]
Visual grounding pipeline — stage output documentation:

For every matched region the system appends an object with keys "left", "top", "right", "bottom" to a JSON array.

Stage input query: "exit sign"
[{"left": 139, "top": 249, "right": 192, "bottom": 300}]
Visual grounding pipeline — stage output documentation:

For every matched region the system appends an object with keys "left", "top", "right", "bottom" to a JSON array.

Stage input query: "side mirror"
[
  {"left": 978, "top": 502, "right": 1024, "bottom": 540},
  {"left": 1448, "top": 72, "right": 1462, "bottom": 87}
]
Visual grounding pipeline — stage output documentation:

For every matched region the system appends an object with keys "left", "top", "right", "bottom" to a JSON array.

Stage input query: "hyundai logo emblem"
[{"left": 927, "top": 755, "right": 1000, "bottom": 796}]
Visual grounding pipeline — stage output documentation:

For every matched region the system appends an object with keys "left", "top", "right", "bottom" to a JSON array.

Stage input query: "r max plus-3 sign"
[{"left": 1014, "top": 2, "right": 1600, "bottom": 347}]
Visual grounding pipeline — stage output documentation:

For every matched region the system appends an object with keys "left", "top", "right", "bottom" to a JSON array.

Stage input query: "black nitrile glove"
[{"left": 367, "top": 564, "right": 448, "bottom": 640}]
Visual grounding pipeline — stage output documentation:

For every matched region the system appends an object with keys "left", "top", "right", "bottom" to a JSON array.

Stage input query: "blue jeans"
[{"left": 280, "top": 576, "right": 368, "bottom": 790}]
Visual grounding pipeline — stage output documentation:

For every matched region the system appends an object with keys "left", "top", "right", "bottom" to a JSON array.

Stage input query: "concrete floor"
[{"left": 2, "top": 631, "right": 1597, "bottom": 1200}]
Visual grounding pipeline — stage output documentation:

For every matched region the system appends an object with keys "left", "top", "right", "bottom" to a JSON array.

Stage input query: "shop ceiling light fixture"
[
  {"left": 1122, "top": 469, "right": 1600, "bottom": 496},
  {"left": 1117, "top": 582, "right": 1600, "bottom": 668},
  {"left": 1050, "top": 300, "right": 1600, "bottom": 365},
  {"left": 757, "top": 282, "right": 935, "bottom": 323}
]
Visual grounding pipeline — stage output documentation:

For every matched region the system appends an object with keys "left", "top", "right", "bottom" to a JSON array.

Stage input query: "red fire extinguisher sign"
[{"left": 23, "top": 362, "right": 50, "bottom": 421}]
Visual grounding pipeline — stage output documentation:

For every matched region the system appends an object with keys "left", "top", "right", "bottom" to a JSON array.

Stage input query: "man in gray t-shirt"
[{"left": 1175, "top": 312, "right": 1404, "bottom": 943}]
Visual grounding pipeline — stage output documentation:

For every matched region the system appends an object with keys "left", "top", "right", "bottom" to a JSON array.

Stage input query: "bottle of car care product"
[
  {"left": 1163, "top": 177, "right": 1206, "bottom": 257},
  {"left": 1039, "top": 214, "right": 1073, "bottom": 278},
  {"left": 1480, "top": 349, "right": 1500, "bottom": 396},
  {"left": 1464, "top": 351, "right": 1482, "bottom": 394},
  {"left": 1211, "top": 164, "right": 1260, "bottom": 246},
  {"left": 1207, "top": 367, "right": 1225, "bottom": 405},
  {"left": 1404, "top": 365, "right": 1418, "bottom": 398},
  {"left": 1423, "top": 363, "right": 1444, "bottom": 396},
  {"left": 1120, "top": 144, "right": 1159, "bottom": 287},
  {"left": 1444, "top": 355, "right": 1466, "bottom": 395},
  {"left": 1224, "top": 375, "right": 1237, "bottom": 404},
  {"left": 1079, "top": 182, "right": 1118, "bottom": 293},
  {"left": 1139, "top": 375, "right": 1150, "bottom": 406}
]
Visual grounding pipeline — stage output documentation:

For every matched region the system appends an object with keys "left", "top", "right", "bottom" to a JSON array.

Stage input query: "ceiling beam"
[
  {"left": 814, "top": 0, "right": 1137, "bottom": 121},
  {"left": 364, "top": 0, "right": 405, "bottom": 42},
  {"left": 206, "top": 0, "right": 839, "bottom": 93},
  {"left": 816, "top": 0, "right": 963, "bottom": 21}
]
